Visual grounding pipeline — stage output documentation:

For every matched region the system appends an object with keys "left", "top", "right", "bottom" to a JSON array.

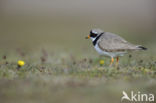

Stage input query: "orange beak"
[{"left": 85, "top": 35, "right": 90, "bottom": 39}]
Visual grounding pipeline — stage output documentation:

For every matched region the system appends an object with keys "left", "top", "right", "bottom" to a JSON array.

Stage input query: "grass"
[{"left": 0, "top": 48, "right": 155, "bottom": 103}]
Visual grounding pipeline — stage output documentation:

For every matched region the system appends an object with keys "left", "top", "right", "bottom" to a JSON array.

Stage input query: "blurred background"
[
  {"left": 0, "top": 1, "right": 156, "bottom": 103},
  {"left": 0, "top": 0, "right": 156, "bottom": 52}
]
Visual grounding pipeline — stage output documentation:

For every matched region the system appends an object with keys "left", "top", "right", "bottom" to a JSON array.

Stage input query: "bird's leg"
[
  {"left": 115, "top": 57, "right": 119, "bottom": 68},
  {"left": 109, "top": 57, "right": 114, "bottom": 67}
]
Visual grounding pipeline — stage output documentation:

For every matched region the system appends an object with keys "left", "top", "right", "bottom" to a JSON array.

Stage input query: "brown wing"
[{"left": 98, "top": 32, "right": 138, "bottom": 52}]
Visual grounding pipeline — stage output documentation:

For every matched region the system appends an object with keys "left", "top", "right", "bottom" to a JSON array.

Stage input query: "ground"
[{"left": 0, "top": 48, "right": 155, "bottom": 103}]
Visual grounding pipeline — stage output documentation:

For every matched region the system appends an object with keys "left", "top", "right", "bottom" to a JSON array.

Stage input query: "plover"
[{"left": 86, "top": 28, "right": 147, "bottom": 66}]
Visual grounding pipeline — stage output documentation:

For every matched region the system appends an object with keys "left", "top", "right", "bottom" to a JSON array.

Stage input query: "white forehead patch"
[{"left": 92, "top": 30, "right": 98, "bottom": 34}]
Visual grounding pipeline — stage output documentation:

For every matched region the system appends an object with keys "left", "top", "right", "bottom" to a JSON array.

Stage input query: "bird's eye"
[{"left": 90, "top": 31, "right": 97, "bottom": 38}]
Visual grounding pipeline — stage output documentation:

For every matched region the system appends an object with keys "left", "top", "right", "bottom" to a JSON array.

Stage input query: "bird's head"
[{"left": 85, "top": 28, "right": 104, "bottom": 41}]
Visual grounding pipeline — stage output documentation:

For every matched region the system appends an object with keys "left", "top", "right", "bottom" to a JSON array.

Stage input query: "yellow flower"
[
  {"left": 18, "top": 60, "right": 25, "bottom": 67},
  {"left": 99, "top": 60, "right": 104, "bottom": 65}
]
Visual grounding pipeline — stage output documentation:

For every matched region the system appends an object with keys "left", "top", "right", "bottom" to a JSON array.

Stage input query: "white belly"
[{"left": 94, "top": 44, "right": 126, "bottom": 57}]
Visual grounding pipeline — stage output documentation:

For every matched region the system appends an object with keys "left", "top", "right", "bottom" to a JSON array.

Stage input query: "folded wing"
[{"left": 98, "top": 32, "right": 138, "bottom": 52}]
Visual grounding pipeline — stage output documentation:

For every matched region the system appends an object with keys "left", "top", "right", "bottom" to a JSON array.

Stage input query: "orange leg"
[
  {"left": 115, "top": 57, "right": 119, "bottom": 68},
  {"left": 109, "top": 57, "right": 114, "bottom": 66},
  {"left": 117, "top": 57, "right": 119, "bottom": 63}
]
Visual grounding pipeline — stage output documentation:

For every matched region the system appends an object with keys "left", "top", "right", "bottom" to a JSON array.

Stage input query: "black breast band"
[{"left": 93, "top": 32, "right": 104, "bottom": 46}]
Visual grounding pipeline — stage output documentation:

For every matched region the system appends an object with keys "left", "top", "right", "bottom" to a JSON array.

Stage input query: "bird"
[{"left": 85, "top": 28, "right": 147, "bottom": 66}]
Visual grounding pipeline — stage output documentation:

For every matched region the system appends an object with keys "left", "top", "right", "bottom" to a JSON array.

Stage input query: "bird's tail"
[{"left": 137, "top": 45, "right": 147, "bottom": 50}]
